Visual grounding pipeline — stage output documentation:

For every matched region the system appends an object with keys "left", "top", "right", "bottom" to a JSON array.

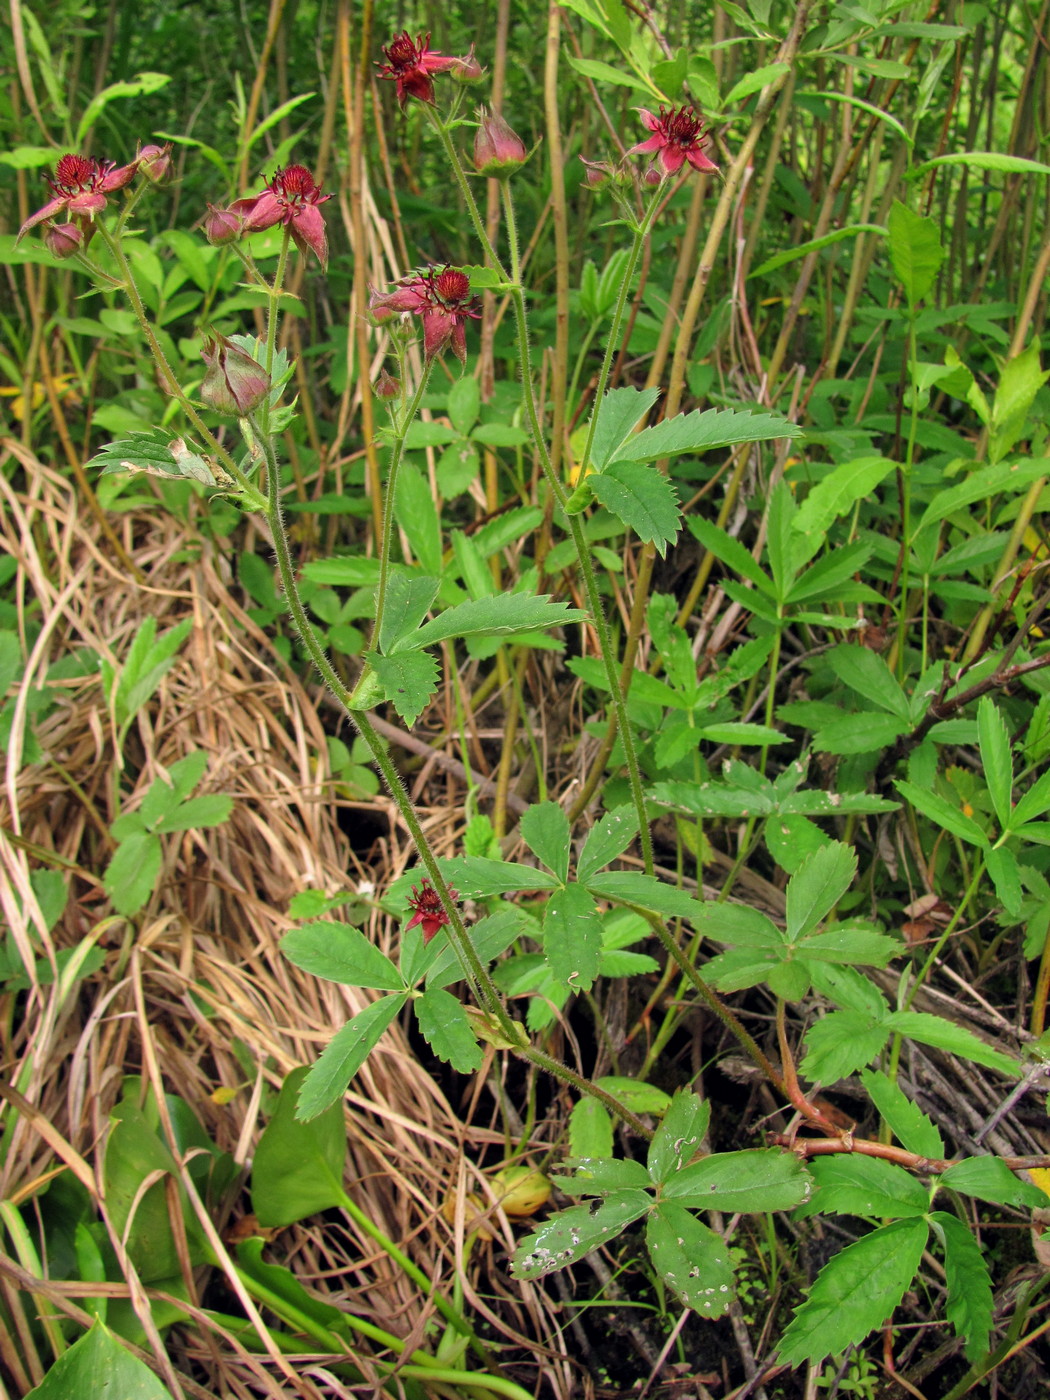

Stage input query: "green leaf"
[
  {"left": 800, "top": 1010, "right": 890, "bottom": 1081},
  {"left": 103, "top": 1098, "right": 190, "bottom": 1282},
  {"left": 812, "top": 711, "right": 911, "bottom": 756},
  {"left": 74, "top": 71, "right": 171, "bottom": 147},
  {"left": 916, "top": 457, "right": 1050, "bottom": 533},
  {"left": 394, "top": 461, "right": 442, "bottom": 575},
  {"left": 520, "top": 801, "right": 572, "bottom": 883},
  {"left": 103, "top": 831, "right": 162, "bottom": 917},
  {"left": 439, "top": 855, "right": 559, "bottom": 896},
  {"left": 512, "top": 1191, "right": 652, "bottom": 1279},
  {"left": 776, "top": 1218, "right": 929, "bottom": 1366},
  {"left": 860, "top": 1069, "right": 945, "bottom": 1159},
  {"left": 426, "top": 908, "right": 526, "bottom": 989},
  {"left": 252, "top": 1066, "right": 347, "bottom": 1224},
  {"left": 281, "top": 922, "right": 405, "bottom": 991},
  {"left": 910, "top": 151, "right": 1050, "bottom": 179},
  {"left": 25, "top": 1320, "right": 172, "bottom": 1400},
  {"left": 154, "top": 793, "right": 233, "bottom": 833},
  {"left": 377, "top": 573, "right": 440, "bottom": 656},
  {"left": 557, "top": 1157, "right": 652, "bottom": 1194},
  {"left": 414, "top": 987, "right": 483, "bottom": 1072},
  {"left": 569, "top": 1098, "right": 614, "bottom": 1159},
  {"left": 446, "top": 375, "right": 480, "bottom": 434},
  {"left": 885, "top": 1011, "right": 1017, "bottom": 1074},
  {"left": 648, "top": 1091, "right": 711, "bottom": 1183},
  {"left": 588, "top": 387, "right": 661, "bottom": 470},
  {"left": 565, "top": 54, "right": 653, "bottom": 93},
  {"left": 929, "top": 1211, "right": 994, "bottom": 1360},
  {"left": 895, "top": 780, "right": 989, "bottom": 847},
  {"left": 750, "top": 225, "right": 888, "bottom": 279},
  {"left": 724, "top": 61, "right": 790, "bottom": 105},
  {"left": 887, "top": 200, "right": 944, "bottom": 305},
  {"left": 586, "top": 870, "right": 703, "bottom": 922},
  {"left": 543, "top": 885, "right": 603, "bottom": 992},
  {"left": 611, "top": 406, "right": 801, "bottom": 464},
  {"left": 986, "top": 844, "right": 1023, "bottom": 915},
  {"left": 1012, "top": 768, "right": 1050, "bottom": 828},
  {"left": 589, "top": 461, "right": 681, "bottom": 556},
  {"left": 786, "top": 841, "right": 856, "bottom": 942},
  {"left": 802, "top": 1154, "right": 931, "bottom": 1221},
  {"left": 687, "top": 516, "right": 774, "bottom": 594},
  {"left": 303, "top": 556, "right": 382, "bottom": 587},
  {"left": 594, "top": 1076, "right": 672, "bottom": 1114},
  {"left": 576, "top": 804, "right": 639, "bottom": 884},
  {"left": 367, "top": 650, "right": 438, "bottom": 727},
  {"left": 647, "top": 1205, "right": 734, "bottom": 1315},
  {"left": 827, "top": 645, "right": 910, "bottom": 722},
  {"left": 294, "top": 996, "right": 408, "bottom": 1122},
  {"left": 977, "top": 697, "right": 1013, "bottom": 829},
  {"left": 396, "top": 595, "right": 586, "bottom": 652},
  {"left": 939, "top": 1156, "right": 1048, "bottom": 1209},
  {"left": 662, "top": 1149, "right": 811, "bottom": 1212}
]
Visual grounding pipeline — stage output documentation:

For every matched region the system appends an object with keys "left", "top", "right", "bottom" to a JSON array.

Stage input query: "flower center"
[
  {"left": 664, "top": 107, "right": 704, "bottom": 148},
  {"left": 384, "top": 31, "right": 424, "bottom": 70},
  {"left": 271, "top": 165, "right": 317, "bottom": 205},
  {"left": 53, "top": 154, "right": 98, "bottom": 193},
  {"left": 432, "top": 268, "right": 472, "bottom": 307}
]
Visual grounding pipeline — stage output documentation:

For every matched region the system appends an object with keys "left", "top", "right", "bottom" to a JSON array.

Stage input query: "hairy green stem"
[{"left": 374, "top": 361, "right": 434, "bottom": 640}]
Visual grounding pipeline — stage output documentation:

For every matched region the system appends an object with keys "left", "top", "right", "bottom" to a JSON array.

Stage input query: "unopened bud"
[
  {"left": 204, "top": 204, "right": 242, "bottom": 246},
  {"left": 473, "top": 108, "right": 527, "bottom": 178},
  {"left": 580, "top": 157, "right": 629, "bottom": 191},
  {"left": 643, "top": 166, "right": 663, "bottom": 187},
  {"left": 45, "top": 222, "right": 84, "bottom": 259},
  {"left": 374, "top": 367, "right": 401, "bottom": 400},
  {"left": 138, "top": 143, "right": 173, "bottom": 184},
  {"left": 200, "top": 334, "right": 271, "bottom": 417},
  {"left": 451, "top": 46, "right": 484, "bottom": 83}
]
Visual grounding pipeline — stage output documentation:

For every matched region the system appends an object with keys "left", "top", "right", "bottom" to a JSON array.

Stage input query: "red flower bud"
[
  {"left": 137, "top": 143, "right": 173, "bottom": 184},
  {"left": 450, "top": 46, "right": 484, "bottom": 83},
  {"left": 204, "top": 204, "right": 243, "bottom": 245},
  {"left": 473, "top": 107, "right": 527, "bottom": 178},
  {"left": 374, "top": 367, "right": 401, "bottom": 400},
  {"left": 200, "top": 334, "right": 271, "bottom": 417},
  {"left": 44, "top": 222, "right": 84, "bottom": 259}
]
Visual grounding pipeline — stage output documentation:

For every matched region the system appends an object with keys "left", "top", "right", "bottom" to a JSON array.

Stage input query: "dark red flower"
[
  {"left": 370, "top": 265, "right": 481, "bottom": 363},
  {"left": 17, "top": 152, "right": 140, "bottom": 242},
  {"left": 230, "top": 164, "right": 331, "bottom": 268},
  {"left": 377, "top": 31, "right": 469, "bottom": 106},
  {"left": 625, "top": 106, "right": 718, "bottom": 177},
  {"left": 405, "top": 878, "right": 458, "bottom": 944}
]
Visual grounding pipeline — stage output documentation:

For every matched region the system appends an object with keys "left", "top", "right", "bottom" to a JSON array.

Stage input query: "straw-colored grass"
[{"left": 0, "top": 448, "right": 573, "bottom": 1399}]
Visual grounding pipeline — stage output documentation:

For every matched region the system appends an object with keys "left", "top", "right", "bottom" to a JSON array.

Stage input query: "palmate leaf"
[
  {"left": 776, "top": 1217, "right": 929, "bottom": 1366},
  {"left": 589, "top": 461, "right": 681, "bottom": 555},
  {"left": 89, "top": 427, "right": 224, "bottom": 487},
  {"left": 393, "top": 595, "right": 587, "bottom": 653},
  {"left": 609, "top": 405, "right": 801, "bottom": 464}
]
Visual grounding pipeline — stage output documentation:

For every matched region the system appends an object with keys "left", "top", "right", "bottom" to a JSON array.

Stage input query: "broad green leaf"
[
  {"left": 281, "top": 922, "right": 405, "bottom": 991},
  {"left": 649, "top": 779, "right": 774, "bottom": 819},
  {"left": 25, "top": 1320, "right": 171, "bottom": 1400},
  {"left": 576, "top": 804, "right": 639, "bottom": 884},
  {"left": 977, "top": 697, "right": 1013, "bottom": 828},
  {"left": 104, "top": 1098, "right": 193, "bottom": 1282},
  {"left": 543, "top": 884, "right": 603, "bottom": 992},
  {"left": 724, "top": 61, "right": 790, "bottom": 105},
  {"left": 662, "top": 1149, "right": 810, "bottom": 1212},
  {"left": 153, "top": 793, "right": 233, "bottom": 832},
  {"left": 235, "top": 1236, "right": 345, "bottom": 1334},
  {"left": 861, "top": 1070, "right": 945, "bottom": 1159},
  {"left": 800, "top": 1010, "right": 889, "bottom": 1081},
  {"left": 796, "top": 1154, "right": 930, "bottom": 1219},
  {"left": 414, "top": 987, "right": 483, "bottom": 1072},
  {"left": 751, "top": 225, "right": 887, "bottom": 279},
  {"left": 939, "top": 1156, "right": 1048, "bottom": 1209},
  {"left": 74, "top": 71, "right": 171, "bottom": 147},
  {"left": 394, "top": 461, "right": 441, "bottom": 575},
  {"left": 648, "top": 1091, "right": 711, "bottom": 1183},
  {"left": 565, "top": 55, "right": 653, "bottom": 93},
  {"left": 895, "top": 780, "right": 989, "bottom": 847},
  {"left": 367, "top": 650, "right": 438, "bottom": 727},
  {"left": 911, "top": 151, "right": 1050, "bottom": 178},
  {"left": 397, "top": 595, "right": 586, "bottom": 652},
  {"left": 786, "top": 789, "right": 900, "bottom": 816},
  {"left": 930, "top": 1211, "right": 994, "bottom": 1360},
  {"left": 786, "top": 841, "right": 856, "bottom": 942},
  {"left": 986, "top": 844, "right": 1023, "bottom": 916},
  {"left": 294, "top": 995, "right": 408, "bottom": 1122},
  {"left": 569, "top": 1098, "right": 614, "bottom": 1159},
  {"left": 439, "top": 855, "right": 559, "bottom": 896},
  {"left": 586, "top": 870, "right": 704, "bottom": 922},
  {"left": 253, "top": 1066, "right": 347, "bottom": 1222},
  {"left": 699, "top": 900, "right": 782, "bottom": 948},
  {"left": 887, "top": 200, "right": 944, "bottom": 305},
  {"left": 812, "top": 711, "right": 911, "bottom": 755},
  {"left": 916, "top": 457, "right": 1049, "bottom": 533},
  {"left": 786, "top": 540, "right": 877, "bottom": 604},
  {"left": 1012, "top": 768, "right": 1050, "bottom": 827},
  {"left": 303, "top": 556, "right": 381, "bottom": 587},
  {"left": 687, "top": 516, "right": 774, "bottom": 594},
  {"left": 103, "top": 831, "right": 162, "bottom": 917},
  {"left": 776, "top": 1217, "right": 929, "bottom": 1366},
  {"left": 766, "top": 813, "right": 830, "bottom": 874},
  {"left": 765, "top": 480, "right": 795, "bottom": 599},
  {"left": 447, "top": 375, "right": 480, "bottom": 434},
  {"left": 377, "top": 573, "right": 440, "bottom": 656},
  {"left": 512, "top": 1190, "right": 652, "bottom": 1279},
  {"left": 588, "top": 387, "right": 661, "bottom": 470},
  {"left": 589, "top": 461, "right": 681, "bottom": 555},
  {"left": 886, "top": 1011, "right": 1018, "bottom": 1075},
  {"left": 611, "top": 406, "right": 800, "bottom": 464},
  {"left": 647, "top": 1205, "right": 734, "bottom": 1314},
  {"left": 557, "top": 1157, "right": 651, "bottom": 1194},
  {"left": 520, "top": 801, "right": 572, "bottom": 883},
  {"left": 827, "top": 645, "right": 910, "bottom": 721},
  {"left": 594, "top": 1076, "right": 672, "bottom": 1114}
]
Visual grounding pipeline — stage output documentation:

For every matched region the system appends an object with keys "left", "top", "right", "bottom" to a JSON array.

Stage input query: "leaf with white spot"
[
  {"left": 511, "top": 1191, "right": 651, "bottom": 1279},
  {"left": 647, "top": 1204, "right": 734, "bottom": 1314}
]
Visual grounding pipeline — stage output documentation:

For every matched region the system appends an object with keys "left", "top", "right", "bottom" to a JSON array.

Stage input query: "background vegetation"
[{"left": 2, "top": 0, "right": 1050, "bottom": 1396}]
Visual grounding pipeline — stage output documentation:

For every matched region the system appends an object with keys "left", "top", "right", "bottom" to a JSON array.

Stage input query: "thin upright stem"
[{"left": 374, "top": 361, "right": 434, "bottom": 640}]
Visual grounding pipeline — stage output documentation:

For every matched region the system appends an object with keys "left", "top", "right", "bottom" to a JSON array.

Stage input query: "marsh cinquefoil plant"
[{"left": 16, "top": 16, "right": 1050, "bottom": 1389}]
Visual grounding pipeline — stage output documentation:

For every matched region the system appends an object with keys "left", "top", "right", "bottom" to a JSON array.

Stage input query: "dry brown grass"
[{"left": 0, "top": 447, "right": 573, "bottom": 1400}]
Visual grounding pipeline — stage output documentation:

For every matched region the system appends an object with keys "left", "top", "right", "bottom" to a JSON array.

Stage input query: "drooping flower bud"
[
  {"left": 579, "top": 157, "right": 630, "bottom": 191},
  {"left": 44, "top": 222, "right": 84, "bottom": 259},
  {"left": 204, "top": 204, "right": 243, "bottom": 246},
  {"left": 473, "top": 108, "right": 527, "bottom": 178},
  {"left": 200, "top": 335, "right": 271, "bottom": 417},
  {"left": 137, "top": 143, "right": 173, "bottom": 184}
]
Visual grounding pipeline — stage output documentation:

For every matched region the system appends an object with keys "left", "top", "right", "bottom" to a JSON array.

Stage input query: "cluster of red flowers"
[
  {"left": 17, "top": 144, "right": 172, "bottom": 256},
  {"left": 376, "top": 30, "right": 481, "bottom": 106},
  {"left": 370, "top": 265, "right": 481, "bottom": 364},
  {"left": 205, "top": 164, "right": 331, "bottom": 269}
]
